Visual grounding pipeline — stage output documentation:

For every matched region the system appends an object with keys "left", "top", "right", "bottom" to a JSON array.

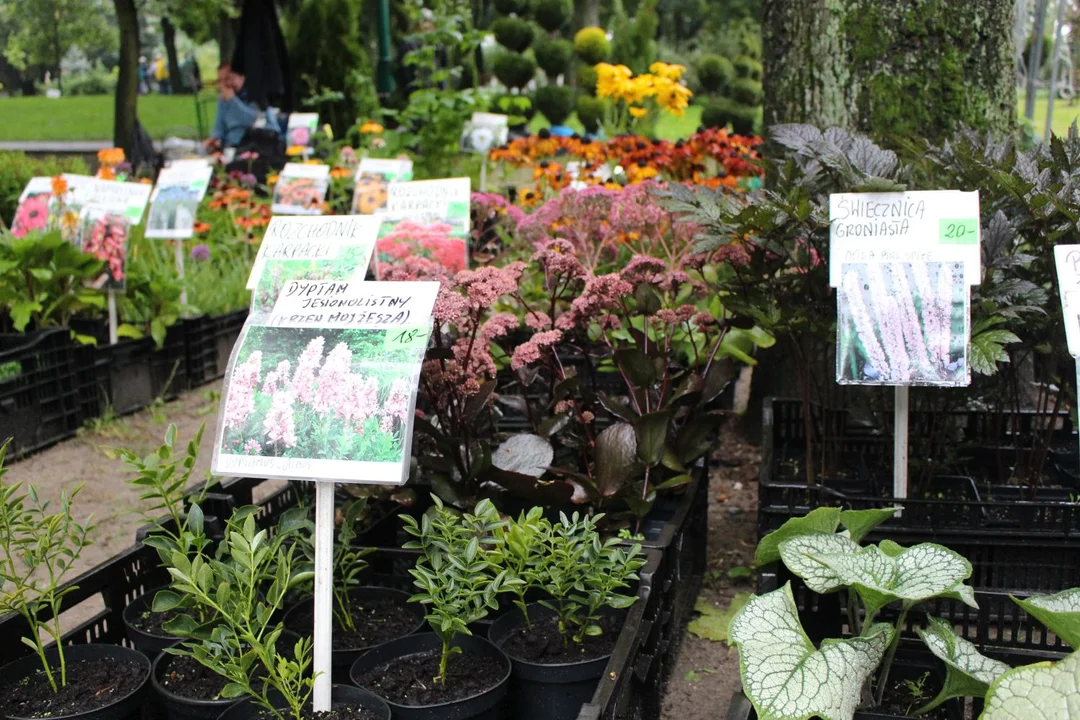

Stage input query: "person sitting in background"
[{"left": 205, "top": 64, "right": 261, "bottom": 151}]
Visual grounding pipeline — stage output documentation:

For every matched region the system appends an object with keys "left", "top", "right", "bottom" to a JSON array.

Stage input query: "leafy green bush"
[
  {"left": 533, "top": 85, "right": 574, "bottom": 126},
  {"left": 575, "top": 94, "right": 607, "bottom": 133},
  {"left": 533, "top": 37, "right": 574, "bottom": 78},
  {"left": 66, "top": 69, "right": 117, "bottom": 96},
  {"left": 696, "top": 54, "right": 734, "bottom": 94},
  {"left": 532, "top": 0, "right": 572, "bottom": 33},
  {"left": 730, "top": 77, "right": 762, "bottom": 106},
  {"left": 491, "top": 17, "right": 535, "bottom": 52},
  {"left": 610, "top": 0, "right": 658, "bottom": 74},
  {"left": 492, "top": 51, "right": 537, "bottom": 90},
  {"left": 576, "top": 63, "right": 598, "bottom": 94},
  {"left": 493, "top": 93, "right": 535, "bottom": 125},
  {"left": 493, "top": 0, "right": 529, "bottom": 14},
  {"left": 700, "top": 98, "right": 757, "bottom": 135},
  {"left": 734, "top": 55, "right": 763, "bottom": 81},
  {"left": 573, "top": 27, "right": 610, "bottom": 65},
  {"left": 0, "top": 152, "right": 88, "bottom": 225}
]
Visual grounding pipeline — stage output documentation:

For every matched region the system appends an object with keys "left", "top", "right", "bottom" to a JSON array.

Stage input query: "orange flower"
[
  {"left": 330, "top": 167, "right": 352, "bottom": 179},
  {"left": 97, "top": 167, "right": 116, "bottom": 181},
  {"left": 286, "top": 145, "right": 306, "bottom": 156},
  {"left": 139, "top": 177, "right": 153, "bottom": 184},
  {"left": 193, "top": 221, "right": 212, "bottom": 234},
  {"left": 267, "top": 173, "right": 280, "bottom": 185},
  {"left": 50, "top": 176, "right": 67, "bottom": 196},
  {"left": 97, "top": 147, "right": 125, "bottom": 166},
  {"left": 359, "top": 121, "right": 384, "bottom": 134}
]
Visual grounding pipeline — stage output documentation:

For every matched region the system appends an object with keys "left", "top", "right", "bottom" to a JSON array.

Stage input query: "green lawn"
[
  {"left": 1017, "top": 90, "right": 1080, "bottom": 139},
  {"left": 0, "top": 94, "right": 206, "bottom": 142}
]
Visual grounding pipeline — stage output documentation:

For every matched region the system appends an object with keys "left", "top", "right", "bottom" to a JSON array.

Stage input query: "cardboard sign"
[
  {"left": 212, "top": 280, "right": 439, "bottom": 484},
  {"left": 830, "top": 191, "right": 980, "bottom": 387},
  {"left": 10, "top": 177, "right": 57, "bottom": 237},
  {"left": 287, "top": 113, "right": 320, "bottom": 148},
  {"left": 351, "top": 158, "right": 414, "bottom": 215},
  {"left": 1055, "top": 245, "right": 1080, "bottom": 357},
  {"left": 461, "top": 112, "right": 509, "bottom": 153},
  {"left": 74, "top": 207, "right": 131, "bottom": 291},
  {"left": 246, "top": 216, "right": 379, "bottom": 312},
  {"left": 272, "top": 163, "right": 330, "bottom": 215},
  {"left": 383, "top": 177, "right": 471, "bottom": 233},
  {"left": 145, "top": 164, "right": 214, "bottom": 239},
  {"left": 63, "top": 174, "right": 152, "bottom": 225},
  {"left": 374, "top": 216, "right": 469, "bottom": 278}
]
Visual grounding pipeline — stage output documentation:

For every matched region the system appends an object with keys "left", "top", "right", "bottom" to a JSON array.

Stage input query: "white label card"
[
  {"left": 145, "top": 164, "right": 214, "bottom": 239},
  {"left": 383, "top": 177, "right": 471, "bottom": 221},
  {"left": 271, "top": 163, "right": 330, "bottom": 216},
  {"left": 63, "top": 174, "right": 152, "bottom": 225},
  {"left": 247, "top": 215, "right": 380, "bottom": 289},
  {"left": 1055, "top": 245, "right": 1080, "bottom": 357}
]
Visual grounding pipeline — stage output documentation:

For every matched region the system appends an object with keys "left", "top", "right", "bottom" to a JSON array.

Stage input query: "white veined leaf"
[
  {"left": 838, "top": 507, "right": 900, "bottom": 543},
  {"left": 1012, "top": 588, "right": 1080, "bottom": 650},
  {"left": 811, "top": 542, "right": 977, "bottom": 617},
  {"left": 915, "top": 616, "right": 1010, "bottom": 713},
  {"left": 755, "top": 507, "right": 841, "bottom": 567},
  {"left": 729, "top": 582, "right": 892, "bottom": 720},
  {"left": 980, "top": 651, "right": 1080, "bottom": 720},
  {"left": 777, "top": 533, "right": 859, "bottom": 593}
]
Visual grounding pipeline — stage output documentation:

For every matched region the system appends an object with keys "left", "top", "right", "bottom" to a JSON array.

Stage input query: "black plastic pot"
[
  {"left": 487, "top": 604, "right": 612, "bottom": 720},
  {"left": 349, "top": 633, "right": 510, "bottom": 720},
  {"left": 121, "top": 587, "right": 180, "bottom": 656},
  {"left": 151, "top": 647, "right": 235, "bottom": 720},
  {"left": 215, "top": 684, "right": 391, "bottom": 720},
  {"left": 0, "top": 643, "right": 150, "bottom": 720},
  {"left": 283, "top": 586, "right": 426, "bottom": 682}
]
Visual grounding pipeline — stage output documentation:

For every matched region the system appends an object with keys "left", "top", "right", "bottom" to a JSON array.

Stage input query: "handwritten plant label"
[
  {"left": 1054, "top": 245, "right": 1080, "bottom": 357},
  {"left": 246, "top": 216, "right": 379, "bottom": 312},
  {"left": 374, "top": 216, "right": 469, "bottom": 278},
  {"left": 63, "top": 174, "right": 152, "bottom": 225},
  {"left": 145, "top": 164, "right": 213, "bottom": 239},
  {"left": 287, "top": 113, "right": 320, "bottom": 148},
  {"left": 271, "top": 163, "right": 330, "bottom": 215},
  {"left": 830, "top": 191, "right": 980, "bottom": 388},
  {"left": 461, "top": 112, "right": 509, "bottom": 153},
  {"left": 383, "top": 177, "right": 471, "bottom": 234},
  {"left": 351, "top": 158, "right": 414, "bottom": 215},
  {"left": 213, "top": 280, "right": 439, "bottom": 484}
]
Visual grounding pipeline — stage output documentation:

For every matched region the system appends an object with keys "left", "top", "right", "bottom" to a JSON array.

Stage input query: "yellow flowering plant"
[{"left": 594, "top": 62, "right": 693, "bottom": 136}]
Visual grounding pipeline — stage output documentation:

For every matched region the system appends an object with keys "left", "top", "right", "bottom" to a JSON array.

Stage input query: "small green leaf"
[
  {"left": 755, "top": 507, "right": 841, "bottom": 567},
  {"left": 839, "top": 507, "right": 900, "bottom": 543},
  {"left": 980, "top": 651, "right": 1080, "bottom": 720},
  {"left": 634, "top": 410, "right": 672, "bottom": 466},
  {"left": 1012, "top": 588, "right": 1080, "bottom": 649},
  {"left": 688, "top": 591, "right": 752, "bottom": 643},
  {"left": 915, "top": 615, "right": 1009, "bottom": 713}
]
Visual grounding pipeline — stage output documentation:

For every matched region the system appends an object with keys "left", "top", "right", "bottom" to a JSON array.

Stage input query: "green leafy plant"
[
  {"left": 695, "top": 54, "right": 734, "bottom": 94},
  {"left": 491, "top": 17, "right": 535, "bottom": 53},
  {"left": 402, "top": 496, "right": 516, "bottom": 684},
  {"left": 533, "top": 85, "right": 574, "bottom": 126},
  {"left": 575, "top": 94, "right": 607, "bottom": 133},
  {"left": 533, "top": 37, "right": 574, "bottom": 79},
  {"left": 492, "top": 51, "right": 537, "bottom": 90},
  {"left": 0, "top": 444, "right": 95, "bottom": 693},
  {"left": 532, "top": 0, "right": 571, "bottom": 33},
  {"left": 729, "top": 77, "right": 762, "bottom": 107},
  {"left": 160, "top": 507, "right": 315, "bottom": 720},
  {"left": 296, "top": 498, "right": 374, "bottom": 632},
  {"left": 573, "top": 27, "right": 610, "bottom": 66},
  {"left": 488, "top": 506, "right": 548, "bottom": 631}
]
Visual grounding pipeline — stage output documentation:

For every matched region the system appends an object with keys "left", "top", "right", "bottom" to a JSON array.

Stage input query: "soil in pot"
[
  {"left": 355, "top": 651, "right": 503, "bottom": 707},
  {"left": 217, "top": 685, "right": 389, "bottom": 720},
  {"left": 157, "top": 653, "right": 229, "bottom": 701},
  {"left": 285, "top": 596, "right": 420, "bottom": 651},
  {"left": 500, "top": 612, "right": 621, "bottom": 664},
  {"left": 220, "top": 707, "right": 381, "bottom": 720},
  {"left": 0, "top": 653, "right": 146, "bottom": 718}
]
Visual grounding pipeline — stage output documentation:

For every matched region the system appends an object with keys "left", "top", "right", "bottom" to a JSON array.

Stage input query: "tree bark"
[
  {"left": 162, "top": 16, "right": 182, "bottom": 93},
  {"left": 763, "top": 0, "right": 1017, "bottom": 142},
  {"left": 113, "top": 0, "right": 139, "bottom": 158}
]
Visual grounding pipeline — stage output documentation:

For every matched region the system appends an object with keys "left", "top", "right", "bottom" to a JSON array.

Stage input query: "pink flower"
[
  {"left": 510, "top": 330, "right": 563, "bottom": 370},
  {"left": 692, "top": 311, "right": 714, "bottom": 328},
  {"left": 224, "top": 351, "right": 262, "bottom": 429},
  {"left": 262, "top": 359, "right": 291, "bottom": 394},
  {"left": 263, "top": 389, "right": 297, "bottom": 448},
  {"left": 621, "top": 255, "right": 667, "bottom": 285},
  {"left": 524, "top": 311, "right": 552, "bottom": 330},
  {"left": 382, "top": 378, "right": 411, "bottom": 427},
  {"left": 481, "top": 313, "right": 519, "bottom": 341},
  {"left": 12, "top": 194, "right": 49, "bottom": 238},
  {"left": 244, "top": 439, "right": 262, "bottom": 455},
  {"left": 314, "top": 342, "right": 353, "bottom": 415},
  {"left": 341, "top": 374, "right": 379, "bottom": 430},
  {"left": 455, "top": 262, "right": 526, "bottom": 309},
  {"left": 290, "top": 337, "right": 325, "bottom": 405}
]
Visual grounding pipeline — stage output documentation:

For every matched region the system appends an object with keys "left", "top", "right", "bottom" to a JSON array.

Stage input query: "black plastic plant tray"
[{"left": 0, "top": 328, "right": 83, "bottom": 457}]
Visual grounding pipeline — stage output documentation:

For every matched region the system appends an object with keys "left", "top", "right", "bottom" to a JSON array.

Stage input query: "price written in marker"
[
  {"left": 939, "top": 218, "right": 978, "bottom": 245},
  {"left": 383, "top": 325, "right": 430, "bottom": 352}
]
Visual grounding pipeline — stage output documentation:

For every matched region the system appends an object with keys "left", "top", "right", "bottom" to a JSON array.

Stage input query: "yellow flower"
[
  {"left": 655, "top": 82, "right": 693, "bottom": 116},
  {"left": 302, "top": 159, "right": 321, "bottom": 165},
  {"left": 322, "top": 123, "right": 334, "bottom": 140},
  {"left": 649, "top": 62, "right": 686, "bottom": 82},
  {"left": 595, "top": 63, "right": 633, "bottom": 101},
  {"left": 359, "top": 121, "right": 384, "bottom": 134},
  {"left": 286, "top": 145, "right": 306, "bottom": 156},
  {"left": 267, "top": 173, "right": 280, "bottom": 185},
  {"left": 628, "top": 106, "right": 648, "bottom": 119}
]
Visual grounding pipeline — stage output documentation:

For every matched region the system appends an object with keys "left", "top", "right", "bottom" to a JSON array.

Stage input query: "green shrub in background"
[
  {"left": 701, "top": 98, "right": 757, "bottom": 135},
  {"left": 534, "top": 37, "right": 574, "bottom": 79},
  {"left": 696, "top": 54, "right": 734, "bottom": 94},
  {"left": 491, "top": 17, "right": 536, "bottom": 52},
  {"left": 573, "top": 27, "right": 610, "bottom": 66},
  {"left": 575, "top": 94, "right": 607, "bottom": 133},
  {"left": 0, "top": 152, "right": 89, "bottom": 226},
  {"left": 532, "top": 0, "right": 572, "bottom": 33},
  {"left": 493, "top": 0, "right": 529, "bottom": 14},
  {"left": 734, "top": 55, "right": 763, "bottom": 81},
  {"left": 533, "top": 85, "right": 575, "bottom": 125},
  {"left": 730, "top": 77, "right": 762, "bottom": 106},
  {"left": 66, "top": 68, "right": 117, "bottom": 96},
  {"left": 492, "top": 51, "right": 538, "bottom": 89},
  {"left": 610, "top": 0, "right": 658, "bottom": 75},
  {"left": 576, "top": 63, "right": 598, "bottom": 94},
  {"left": 493, "top": 93, "right": 535, "bottom": 126}
]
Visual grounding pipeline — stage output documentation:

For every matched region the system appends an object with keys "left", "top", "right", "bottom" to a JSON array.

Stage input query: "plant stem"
[
  {"left": 875, "top": 606, "right": 909, "bottom": 706},
  {"left": 437, "top": 635, "right": 451, "bottom": 685}
]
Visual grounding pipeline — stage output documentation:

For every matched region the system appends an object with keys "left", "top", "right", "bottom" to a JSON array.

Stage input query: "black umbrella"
[{"left": 230, "top": 0, "right": 292, "bottom": 110}]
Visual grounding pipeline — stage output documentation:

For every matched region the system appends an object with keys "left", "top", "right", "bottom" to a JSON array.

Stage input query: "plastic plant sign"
[
  {"left": 729, "top": 583, "right": 893, "bottom": 720},
  {"left": 271, "top": 163, "right": 330, "bottom": 215},
  {"left": 1012, "top": 588, "right": 1080, "bottom": 649},
  {"left": 63, "top": 174, "right": 152, "bottom": 225},
  {"left": 146, "top": 163, "right": 213, "bottom": 239},
  {"left": 383, "top": 177, "right": 471, "bottom": 235},
  {"left": 980, "top": 651, "right": 1080, "bottom": 720},
  {"left": 915, "top": 615, "right": 1009, "bottom": 713}
]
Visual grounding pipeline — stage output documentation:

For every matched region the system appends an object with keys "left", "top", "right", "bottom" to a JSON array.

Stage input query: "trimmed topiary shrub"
[
  {"left": 701, "top": 98, "right": 757, "bottom": 135},
  {"left": 492, "top": 51, "right": 538, "bottom": 89},
  {"left": 696, "top": 54, "right": 734, "bottom": 94},
  {"left": 533, "top": 85, "right": 575, "bottom": 125},
  {"left": 576, "top": 63, "right": 598, "bottom": 93},
  {"left": 734, "top": 55, "right": 763, "bottom": 81},
  {"left": 493, "top": 93, "right": 536, "bottom": 126},
  {"left": 575, "top": 94, "right": 607, "bottom": 133},
  {"left": 493, "top": 0, "right": 529, "bottom": 14},
  {"left": 533, "top": 0, "right": 572, "bottom": 32},
  {"left": 573, "top": 27, "right": 610, "bottom": 65},
  {"left": 491, "top": 17, "right": 535, "bottom": 52},
  {"left": 533, "top": 37, "right": 574, "bottom": 79},
  {"left": 729, "top": 77, "right": 762, "bottom": 106}
]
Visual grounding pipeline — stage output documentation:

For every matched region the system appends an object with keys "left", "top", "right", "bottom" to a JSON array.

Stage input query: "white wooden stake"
[
  {"left": 175, "top": 238, "right": 187, "bottom": 306},
  {"left": 894, "top": 385, "right": 909, "bottom": 501},
  {"left": 107, "top": 291, "right": 118, "bottom": 345},
  {"left": 312, "top": 479, "right": 335, "bottom": 712}
]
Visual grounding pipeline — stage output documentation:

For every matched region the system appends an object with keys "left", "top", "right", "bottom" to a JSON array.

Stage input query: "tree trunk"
[
  {"left": 162, "top": 16, "right": 182, "bottom": 94},
  {"left": 53, "top": 6, "right": 63, "bottom": 94},
  {"left": 573, "top": 0, "right": 601, "bottom": 29},
  {"left": 113, "top": 0, "right": 139, "bottom": 158},
  {"left": 762, "top": 0, "right": 1017, "bottom": 141}
]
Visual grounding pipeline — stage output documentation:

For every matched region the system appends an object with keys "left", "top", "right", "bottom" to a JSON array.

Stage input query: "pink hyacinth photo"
[
  {"left": 74, "top": 208, "right": 130, "bottom": 291},
  {"left": 837, "top": 261, "right": 968, "bottom": 386}
]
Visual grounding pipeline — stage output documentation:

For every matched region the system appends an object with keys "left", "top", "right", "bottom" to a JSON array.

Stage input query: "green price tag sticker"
[
  {"left": 448, "top": 200, "right": 469, "bottom": 219},
  {"left": 939, "top": 218, "right": 978, "bottom": 245},
  {"left": 124, "top": 206, "right": 144, "bottom": 222},
  {"left": 383, "top": 325, "right": 430, "bottom": 353}
]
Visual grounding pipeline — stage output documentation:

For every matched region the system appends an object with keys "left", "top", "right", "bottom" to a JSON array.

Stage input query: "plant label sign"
[
  {"left": 461, "top": 112, "right": 509, "bottom": 153},
  {"left": 1054, "top": 244, "right": 1080, "bottom": 357},
  {"left": 830, "top": 191, "right": 981, "bottom": 387},
  {"left": 287, "top": 113, "right": 320, "bottom": 148},
  {"left": 74, "top": 207, "right": 131, "bottom": 291},
  {"left": 213, "top": 279, "right": 439, "bottom": 484},
  {"left": 351, "top": 158, "right": 414, "bottom": 215},
  {"left": 246, "top": 215, "right": 380, "bottom": 312},
  {"left": 272, "top": 163, "right": 330, "bottom": 215},
  {"left": 10, "top": 177, "right": 58, "bottom": 237},
  {"left": 63, "top": 174, "right": 152, "bottom": 225},
  {"left": 374, "top": 216, "right": 469, "bottom": 278},
  {"left": 145, "top": 164, "right": 214, "bottom": 239},
  {"left": 382, "top": 177, "right": 471, "bottom": 233}
]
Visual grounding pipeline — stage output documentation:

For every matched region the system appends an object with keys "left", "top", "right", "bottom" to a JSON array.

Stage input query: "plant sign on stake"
[
  {"left": 212, "top": 277, "right": 438, "bottom": 712},
  {"left": 145, "top": 163, "right": 214, "bottom": 307},
  {"left": 287, "top": 112, "right": 320, "bottom": 150},
  {"left": 829, "top": 190, "right": 981, "bottom": 499},
  {"left": 382, "top": 177, "right": 472, "bottom": 234},
  {"left": 460, "top": 112, "right": 509, "bottom": 191},
  {"left": 272, "top": 163, "right": 331, "bottom": 215},
  {"left": 1054, "top": 245, "right": 1080, "bottom": 464},
  {"left": 351, "top": 158, "right": 414, "bottom": 215}
]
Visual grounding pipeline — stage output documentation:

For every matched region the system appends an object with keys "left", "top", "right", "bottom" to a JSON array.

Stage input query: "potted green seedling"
[
  {"left": 0, "top": 445, "right": 152, "bottom": 719},
  {"left": 487, "top": 509, "right": 645, "bottom": 720},
  {"left": 350, "top": 496, "right": 514, "bottom": 720}
]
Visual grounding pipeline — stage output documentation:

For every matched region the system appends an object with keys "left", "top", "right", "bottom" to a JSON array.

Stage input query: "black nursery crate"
[
  {"left": 0, "top": 328, "right": 83, "bottom": 456},
  {"left": 183, "top": 313, "right": 219, "bottom": 387},
  {"left": 211, "top": 309, "right": 248, "bottom": 379},
  {"left": 78, "top": 323, "right": 190, "bottom": 418}
]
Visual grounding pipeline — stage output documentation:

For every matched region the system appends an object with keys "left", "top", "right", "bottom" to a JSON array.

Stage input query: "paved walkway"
[{"left": 0, "top": 140, "right": 167, "bottom": 153}]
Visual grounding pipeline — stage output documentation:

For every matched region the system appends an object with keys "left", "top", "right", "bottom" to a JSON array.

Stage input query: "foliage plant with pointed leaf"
[
  {"left": 296, "top": 498, "right": 375, "bottom": 632},
  {"left": 0, "top": 445, "right": 94, "bottom": 693},
  {"left": 160, "top": 507, "right": 315, "bottom": 720},
  {"left": 488, "top": 505, "right": 548, "bottom": 631},
  {"left": 402, "top": 496, "right": 517, "bottom": 685}
]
